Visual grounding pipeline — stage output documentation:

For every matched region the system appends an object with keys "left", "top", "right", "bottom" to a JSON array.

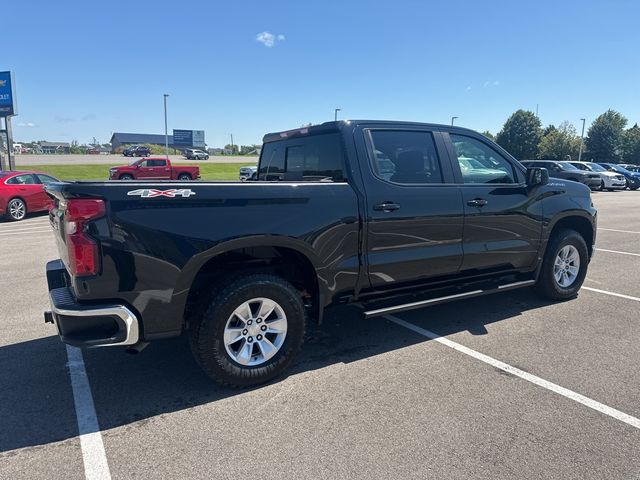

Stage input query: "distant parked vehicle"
[
  {"left": 239, "top": 165, "right": 258, "bottom": 181},
  {"left": 596, "top": 163, "right": 640, "bottom": 190},
  {"left": 184, "top": 149, "right": 209, "bottom": 160},
  {"left": 109, "top": 158, "right": 200, "bottom": 181},
  {"left": 1, "top": 170, "right": 60, "bottom": 221},
  {"left": 568, "top": 161, "right": 626, "bottom": 191},
  {"left": 123, "top": 146, "right": 151, "bottom": 157},
  {"left": 520, "top": 160, "right": 601, "bottom": 189},
  {"left": 619, "top": 164, "right": 640, "bottom": 173}
]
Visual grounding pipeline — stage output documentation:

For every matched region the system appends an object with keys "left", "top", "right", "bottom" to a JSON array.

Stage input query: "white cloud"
[
  {"left": 17, "top": 122, "right": 36, "bottom": 127},
  {"left": 493, "top": 80, "right": 500, "bottom": 86},
  {"left": 256, "top": 31, "right": 285, "bottom": 47},
  {"left": 483, "top": 80, "right": 500, "bottom": 88},
  {"left": 465, "top": 85, "right": 472, "bottom": 92}
]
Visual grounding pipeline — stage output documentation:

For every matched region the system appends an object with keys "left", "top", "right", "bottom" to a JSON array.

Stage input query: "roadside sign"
[
  {"left": 173, "top": 129, "right": 205, "bottom": 148},
  {"left": 0, "top": 71, "right": 16, "bottom": 117}
]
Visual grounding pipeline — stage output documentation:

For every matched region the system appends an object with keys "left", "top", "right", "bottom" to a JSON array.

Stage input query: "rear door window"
[{"left": 368, "top": 130, "right": 443, "bottom": 184}]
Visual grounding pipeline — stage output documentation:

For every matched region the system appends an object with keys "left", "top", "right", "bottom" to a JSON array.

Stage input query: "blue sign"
[
  {"left": 0, "top": 71, "right": 16, "bottom": 117},
  {"left": 173, "top": 129, "right": 193, "bottom": 146}
]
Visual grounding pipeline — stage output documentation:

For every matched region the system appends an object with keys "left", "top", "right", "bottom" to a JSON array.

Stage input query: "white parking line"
[
  {"left": 583, "top": 286, "right": 640, "bottom": 302},
  {"left": 595, "top": 248, "right": 640, "bottom": 257},
  {"left": 598, "top": 228, "right": 640, "bottom": 234},
  {"left": 384, "top": 314, "right": 640, "bottom": 430},
  {"left": 0, "top": 229, "right": 51, "bottom": 237},
  {"left": 66, "top": 345, "right": 112, "bottom": 480}
]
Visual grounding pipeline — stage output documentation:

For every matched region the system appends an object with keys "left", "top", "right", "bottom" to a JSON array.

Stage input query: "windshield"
[
  {"left": 557, "top": 162, "right": 578, "bottom": 170},
  {"left": 608, "top": 164, "right": 630, "bottom": 174},
  {"left": 459, "top": 157, "right": 489, "bottom": 170},
  {"left": 586, "top": 162, "right": 606, "bottom": 172}
]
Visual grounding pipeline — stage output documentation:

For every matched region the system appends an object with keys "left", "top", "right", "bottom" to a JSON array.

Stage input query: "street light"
[
  {"left": 334, "top": 108, "right": 341, "bottom": 122},
  {"left": 163, "top": 94, "right": 170, "bottom": 159},
  {"left": 578, "top": 118, "right": 586, "bottom": 162},
  {"left": 451, "top": 116, "right": 458, "bottom": 126}
]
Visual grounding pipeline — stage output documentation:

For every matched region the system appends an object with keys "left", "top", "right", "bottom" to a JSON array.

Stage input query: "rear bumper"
[{"left": 45, "top": 259, "right": 140, "bottom": 347}]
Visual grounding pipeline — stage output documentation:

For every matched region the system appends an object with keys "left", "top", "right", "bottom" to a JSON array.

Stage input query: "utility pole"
[
  {"left": 578, "top": 118, "right": 586, "bottom": 161},
  {"left": 230, "top": 134, "right": 234, "bottom": 154},
  {"left": 163, "top": 94, "right": 169, "bottom": 159},
  {"left": 5, "top": 117, "right": 15, "bottom": 170},
  {"left": 334, "top": 108, "right": 341, "bottom": 121},
  {"left": 535, "top": 104, "right": 539, "bottom": 117},
  {"left": 451, "top": 116, "right": 458, "bottom": 126}
]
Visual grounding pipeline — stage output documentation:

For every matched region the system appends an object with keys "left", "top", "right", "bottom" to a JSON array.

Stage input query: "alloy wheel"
[
  {"left": 553, "top": 245, "right": 580, "bottom": 288},
  {"left": 223, "top": 297, "right": 288, "bottom": 366}
]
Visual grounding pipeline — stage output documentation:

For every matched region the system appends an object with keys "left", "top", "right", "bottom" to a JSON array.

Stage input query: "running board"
[{"left": 363, "top": 280, "right": 536, "bottom": 318}]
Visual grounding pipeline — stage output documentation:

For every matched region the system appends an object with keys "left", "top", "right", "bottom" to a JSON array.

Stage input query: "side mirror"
[{"left": 526, "top": 167, "right": 549, "bottom": 187}]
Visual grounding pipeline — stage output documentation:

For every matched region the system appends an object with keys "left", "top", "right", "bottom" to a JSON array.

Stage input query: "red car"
[
  {"left": 108, "top": 157, "right": 200, "bottom": 181},
  {"left": 1, "top": 170, "right": 60, "bottom": 221}
]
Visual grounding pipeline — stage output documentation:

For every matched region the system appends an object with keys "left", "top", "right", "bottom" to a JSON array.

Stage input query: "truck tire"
[
  {"left": 119, "top": 174, "right": 134, "bottom": 180},
  {"left": 534, "top": 229, "right": 589, "bottom": 300},
  {"left": 178, "top": 173, "right": 192, "bottom": 181},
  {"left": 189, "top": 274, "right": 306, "bottom": 387}
]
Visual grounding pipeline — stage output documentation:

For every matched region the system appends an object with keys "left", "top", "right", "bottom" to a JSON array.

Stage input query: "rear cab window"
[{"left": 258, "top": 132, "right": 345, "bottom": 182}]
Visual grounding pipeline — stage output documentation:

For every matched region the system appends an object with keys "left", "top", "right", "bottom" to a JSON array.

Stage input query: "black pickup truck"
[{"left": 44, "top": 121, "right": 597, "bottom": 387}]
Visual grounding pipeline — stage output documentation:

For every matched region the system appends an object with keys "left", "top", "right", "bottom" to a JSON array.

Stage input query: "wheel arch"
[
  {"left": 546, "top": 213, "right": 595, "bottom": 259},
  {"left": 176, "top": 238, "right": 325, "bottom": 329}
]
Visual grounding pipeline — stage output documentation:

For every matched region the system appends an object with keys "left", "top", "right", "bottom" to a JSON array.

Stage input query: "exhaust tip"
[{"left": 125, "top": 341, "right": 150, "bottom": 355}]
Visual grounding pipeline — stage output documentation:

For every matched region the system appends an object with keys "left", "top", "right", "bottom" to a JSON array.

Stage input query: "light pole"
[
  {"left": 578, "top": 118, "right": 586, "bottom": 162},
  {"left": 163, "top": 94, "right": 169, "bottom": 159},
  {"left": 334, "top": 108, "right": 341, "bottom": 122},
  {"left": 451, "top": 116, "right": 458, "bottom": 126}
]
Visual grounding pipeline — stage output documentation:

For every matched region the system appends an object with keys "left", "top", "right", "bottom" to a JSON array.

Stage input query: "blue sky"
[{"left": 4, "top": 0, "right": 640, "bottom": 147}]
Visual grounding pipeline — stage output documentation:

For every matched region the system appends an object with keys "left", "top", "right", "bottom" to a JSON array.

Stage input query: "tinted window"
[
  {"left": 259, "top": 133, "right": 344, "bottom": 182},
  {"left": 450, "top": 134, "right": 516, "bottom": 184},
  {"left": 147, "top": 159, "right": 166, "bottom": 167},
  {"left": 36, "top": 174, "right": 59, "bottom": 184},
  {"left": 6, "top": 174, "right": 37, "bottom": 185},
  {"left": 369, "top": 130, "right": 443, "bottom": 184}
]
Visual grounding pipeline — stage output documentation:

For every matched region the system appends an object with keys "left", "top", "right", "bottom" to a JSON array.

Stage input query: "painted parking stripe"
[
  {"left": 66, "top": 345, "right": 111, "bottom": 480},
  {"left": 384, "top": 314, "right": 640, "bottom": 430},
  {"left": 598, "top": 228, "right": 640, "bottom": 234},
  {"left": 0, "top": 223, "right": 50, "bottom": 231},
  {"left": 583, "top": 286, "right": 640, "bottom": 302},
  {"left": 0, "top": 229, "right": 51, "bottom": 237},
  {"left": 595, "top": 248, "right": 640, "bottom": 257}
]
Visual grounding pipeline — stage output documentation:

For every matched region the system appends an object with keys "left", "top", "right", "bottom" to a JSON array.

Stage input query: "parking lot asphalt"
[{"left": 1, "top": 191, "right": 639, "bottom": 480}]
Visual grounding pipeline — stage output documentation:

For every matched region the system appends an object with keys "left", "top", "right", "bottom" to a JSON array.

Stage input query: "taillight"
[{"left": 64, "top": 199, "right": 106, "bottom": 276}]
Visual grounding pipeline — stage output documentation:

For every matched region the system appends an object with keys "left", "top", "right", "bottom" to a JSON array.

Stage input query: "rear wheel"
[
  {"left": 178, "top": 173, "right": 191, "bottom": 181},
  {"left": 6, "top": 198, "right": 26, "bottom": 221},
  {"left": 534, "top": 229, "right": 589, "bottom": 300},
  {"left": 189, "top": 274, "right": 306, "bottom": 387}
]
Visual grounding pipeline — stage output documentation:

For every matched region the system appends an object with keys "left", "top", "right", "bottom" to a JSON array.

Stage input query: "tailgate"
[{"left": 45, "top": 184, "right": 70, "bottom": 268}]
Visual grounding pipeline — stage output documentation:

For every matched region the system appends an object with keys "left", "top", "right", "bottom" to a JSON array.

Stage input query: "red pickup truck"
[{"left": 109, "top": 157, "right": 200, "bottom": 181}]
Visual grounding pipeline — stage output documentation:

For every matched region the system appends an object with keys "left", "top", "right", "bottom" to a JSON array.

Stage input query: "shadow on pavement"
[{"left": 0, "top": 288, "right": 556, "bottom": 454}]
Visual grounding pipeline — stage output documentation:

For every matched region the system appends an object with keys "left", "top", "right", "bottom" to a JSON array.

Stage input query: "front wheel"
[
  {"left": 189, "top": 274, "right": 307, "bottom": 387},
  {"left": 6, "top": 198, "right": 27, "bottom": 221},
  {"left": 534, "top": 229, "right": 589, "bottom": 300},
  {"left": 119, "top": 174, "right": 134, "bottom": 180}
]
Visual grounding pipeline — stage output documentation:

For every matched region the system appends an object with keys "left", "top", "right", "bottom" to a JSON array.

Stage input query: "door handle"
[
  {"left": 374, "top": 202, "right": 401, "bottom": 212},
  {"left": 467, "top": 198, "right": 488, "bottom": 207}
]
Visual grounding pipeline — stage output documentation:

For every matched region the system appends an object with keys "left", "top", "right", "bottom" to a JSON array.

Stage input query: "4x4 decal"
[{"left": 127, "top": 188, "right": 196, "bottom": 198}]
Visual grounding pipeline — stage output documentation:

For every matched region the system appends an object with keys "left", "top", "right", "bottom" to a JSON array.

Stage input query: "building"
[
  {"left": 109, "top": 132, "right": 175, "bottom": 153},
  {"left": 39, "top": 142, "right": 71, "bottom": 154}
]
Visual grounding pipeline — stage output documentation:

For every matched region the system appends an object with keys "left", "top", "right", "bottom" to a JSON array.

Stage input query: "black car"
[
  {"left": 596, "top": 163, "right": 640, "bottom": 190},
  {"left": 123, "top": 145, "right": 151, "bottom": 157},
  {"left": 520, "top": 160, "right": 601, "bottom": 189},
  {"left": 44, "top": 120, "right": 597, "bottom": 387}
]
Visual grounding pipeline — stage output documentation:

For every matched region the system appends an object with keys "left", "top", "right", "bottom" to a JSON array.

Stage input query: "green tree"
[
  {"left": 224, "top": 144, "right": 239, "bottom": 155},
  {"left": 495, "top": 109, "right": 542, "bottom": 159},
  {"left": 585, "top": 109, "right": 627, "bottom": 162},
  {"left": 621, "top": 123, "right": 640, "bottom": 165},
  {"left": 69, "top": 140, "right": 84, "bottom": 154},
  {"left": 538, "top": 121, "right": 582, "bottom": 160},
  {"left": 481, "top": 131, "right": 495, "bottom": 141}
]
